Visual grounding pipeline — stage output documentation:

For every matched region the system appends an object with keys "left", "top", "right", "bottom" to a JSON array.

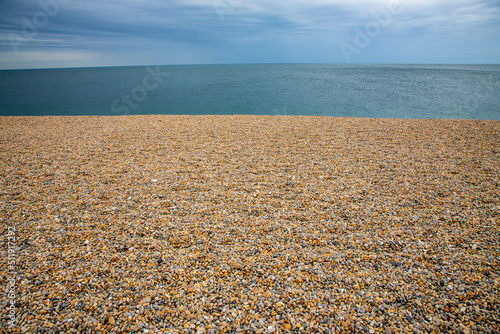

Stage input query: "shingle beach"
[{"left": 1, "top": 115, "right": 499, "bottom": 334}]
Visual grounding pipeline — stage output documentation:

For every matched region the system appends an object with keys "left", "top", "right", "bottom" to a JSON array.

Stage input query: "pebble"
[{"left": 1, "top": 115, "right": 499, "bottom": 333}]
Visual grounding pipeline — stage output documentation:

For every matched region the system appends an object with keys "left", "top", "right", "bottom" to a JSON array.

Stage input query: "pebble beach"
[{"left": 1, "top": 115, "right": 499, "bottom": 334}]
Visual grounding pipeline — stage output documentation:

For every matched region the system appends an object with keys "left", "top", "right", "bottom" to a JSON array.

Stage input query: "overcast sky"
[{"left": 0, "top": 0, "right": 499, "bottom": 69}]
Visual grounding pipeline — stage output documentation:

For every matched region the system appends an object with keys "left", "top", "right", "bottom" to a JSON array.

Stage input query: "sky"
[{"left": 0, "top": 0, "right": 499, "bottom": 69}]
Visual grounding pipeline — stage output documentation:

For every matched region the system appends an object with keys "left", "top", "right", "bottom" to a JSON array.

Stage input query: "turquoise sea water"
[{"left": 0, "top": 64, "right": 499, "bottom": 119}]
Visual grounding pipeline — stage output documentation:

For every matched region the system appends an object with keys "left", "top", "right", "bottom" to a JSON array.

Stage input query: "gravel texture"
[{"left": 0, "top": 115, "right": 499, "bottom": 334}]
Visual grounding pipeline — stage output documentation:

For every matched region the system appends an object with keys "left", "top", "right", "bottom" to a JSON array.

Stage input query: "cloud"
[
  {"left": 395, "top": 0, "right": 500, "bottom": 31},
  {"left": 0, "top": 50, "right": 99, "bottom": 69},
  {"left": 0, "top": 0, "right": 499, "bottom": 68}
]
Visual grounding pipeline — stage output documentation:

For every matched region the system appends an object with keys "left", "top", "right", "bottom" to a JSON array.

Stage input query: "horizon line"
[{"left": 2, "top": 62, "right": 500, "bottom": 71}]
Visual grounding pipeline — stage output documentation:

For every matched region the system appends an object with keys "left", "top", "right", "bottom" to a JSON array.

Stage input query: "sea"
[{"left": 0, "top": 64, "right": 499, "bottom": 120}]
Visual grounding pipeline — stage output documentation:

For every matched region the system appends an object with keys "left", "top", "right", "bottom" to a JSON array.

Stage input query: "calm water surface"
[{"left": 1, "top": 64, "right": 499, "bottom": 119}]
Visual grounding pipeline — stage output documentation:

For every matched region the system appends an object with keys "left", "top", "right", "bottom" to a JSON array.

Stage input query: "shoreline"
[
  {"left": 1, "top": 115, "right": 499, "bottom": 333},
  {"left": 1, "top": 114, "right": 500, "bottom": 121}
]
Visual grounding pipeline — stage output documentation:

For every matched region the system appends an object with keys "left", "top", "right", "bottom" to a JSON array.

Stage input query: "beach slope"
[{"left": 1, "top": 115, "right": 499, "bottom": 333}]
